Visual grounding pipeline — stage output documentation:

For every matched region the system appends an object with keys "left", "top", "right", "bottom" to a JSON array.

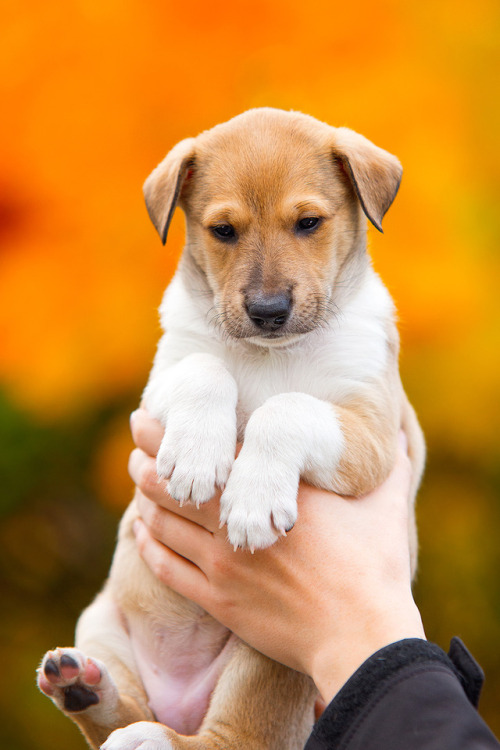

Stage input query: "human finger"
[
  {"left": 361, "top": 438, "right": 413, "bottom": 512},
  {"left": 130, "top": 408, "right": 164, "bottom": 457},
  {"left": 129, "top": 449, "right": 169, "bottom": 502},
  {"left": 383, "top": 439, "right": 413, "bottom": 503},
  {"left": 398, "top": 429, "right": 408, "bottom": 454},
  {"left": 133, "top": 518, "right": 211, "bottom": 604},
  {"left": 136, "top": 493, "right": 218, "bottom": 568},
  {"left": 129, "top": 450, "right": 222, "bottom": 532}
]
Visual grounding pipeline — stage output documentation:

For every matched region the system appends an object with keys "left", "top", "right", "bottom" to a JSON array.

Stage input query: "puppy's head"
[{"left": 143, "top": 109, "right": 402, "bottom": 344}]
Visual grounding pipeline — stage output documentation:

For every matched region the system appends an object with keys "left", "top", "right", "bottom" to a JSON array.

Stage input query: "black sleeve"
[{"left": 304, "top": 637, "right": 500, "bottom": 750}]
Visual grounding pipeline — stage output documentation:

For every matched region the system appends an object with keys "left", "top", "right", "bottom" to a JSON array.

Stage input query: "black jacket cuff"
[{"left": 305, "top": 637, "right": 487, "bottom": 749}]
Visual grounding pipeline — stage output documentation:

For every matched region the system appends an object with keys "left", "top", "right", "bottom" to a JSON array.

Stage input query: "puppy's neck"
[
  {"left": 178, "top": 251, "right": 213, "bottom": 304},
  {"left": 331, "top": 232, "right": 371, "bottom": 309}
]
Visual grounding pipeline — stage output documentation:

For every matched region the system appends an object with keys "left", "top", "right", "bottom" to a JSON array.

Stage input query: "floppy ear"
[
  {"left": 143, "top": 137, "right": 196, "bottom": 245},
  {"left": 332, "top": 128, "right": 402, "bottom": 232}
]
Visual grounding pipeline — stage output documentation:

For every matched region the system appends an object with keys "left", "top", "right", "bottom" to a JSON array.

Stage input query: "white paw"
[
  {"left": 156, "top": 404, "right": 236, "bottom": 506},
  {"left": 219, "top": 452, "right": 299, "bottom": 550},
  {"left": 102, "top": 722, "right": 173, "bottom": 750},
  {"left": 37, "top": 647, "right": 118, "bottom": 716},
  {"left": 145, "top": 352, "right": 238, "bottom": 505}
]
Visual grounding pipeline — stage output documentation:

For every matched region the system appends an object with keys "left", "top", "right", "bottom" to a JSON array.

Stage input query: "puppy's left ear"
[
  {"left": 143, "top": 137, "right": 196, "bottom": 245},
  {"left": 332, "top": 128, "right": 402, "bottom": 232}
]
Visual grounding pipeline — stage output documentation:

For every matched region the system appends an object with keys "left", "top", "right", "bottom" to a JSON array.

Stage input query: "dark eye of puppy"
[
  {"left": 296, "top": 217, "right": 321, "bottom": 233},
  {"left": 212, "top": 224, "right": 236, "bottom": 241}
]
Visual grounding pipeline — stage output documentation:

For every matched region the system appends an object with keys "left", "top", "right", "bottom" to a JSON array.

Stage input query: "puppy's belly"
[{"left": 127, "top": 612, "right": 238, "bottom": 734}]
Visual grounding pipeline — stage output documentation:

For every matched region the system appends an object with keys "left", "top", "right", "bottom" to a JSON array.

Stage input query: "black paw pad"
[
  {"left": 44, "top": 658, "right": 60, "bottom": 679},
  {"left": 60, "top": 654, "right": 79, "bottom": 670},
  {"left": 63, "top": 685, "right": 99, "bottom": 712}
]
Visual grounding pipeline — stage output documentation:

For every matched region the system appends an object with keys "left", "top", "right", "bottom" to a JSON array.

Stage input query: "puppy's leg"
[
  {"left": 38, "top": 591, "right": 153, "bottom": 749},
  {"left": 144, "top": 352, "right": 238, "bottom": 507},
  {"left": 220, "top": 390, "right": 410, "bottom": 551},
  {"left": 102, "top": 643, "right": 316, "bottom": 750}
]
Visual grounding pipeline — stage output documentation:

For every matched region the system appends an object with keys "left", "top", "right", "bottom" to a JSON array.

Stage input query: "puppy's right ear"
[{"left": 143, "top": 138, "right": 196, "bottom": 245}]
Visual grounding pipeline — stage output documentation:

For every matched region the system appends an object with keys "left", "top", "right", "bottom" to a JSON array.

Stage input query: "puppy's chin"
[
  {"left": 235, "top": 322, "right": 321, "bottom": 349},
  {"left": 245, "top": 332, "right": 305, "bottom": 349},
  {"left": 219, "top": 317, "right": 323, "bottom": 348}
]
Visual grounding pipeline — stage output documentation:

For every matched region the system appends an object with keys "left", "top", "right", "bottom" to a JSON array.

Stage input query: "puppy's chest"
[{"left": 225, "top": 348, "right": 345, "bottom": 433}]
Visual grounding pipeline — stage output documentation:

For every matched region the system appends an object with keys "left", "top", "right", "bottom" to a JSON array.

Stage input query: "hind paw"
[
  {"left": 102, "top": 722, "right": 174, "bottom": 750},
  {"left": 37, "top": 647, "right": 117, "bottom": 715}
]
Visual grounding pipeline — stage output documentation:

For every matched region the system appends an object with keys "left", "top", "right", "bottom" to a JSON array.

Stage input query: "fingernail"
[
  {"left": 132, "top": 519, "right": 141, "bottom": 536},
  {"left": 398, "top": 430, "right": 408, "bottom": 453},
  {"left": 128, "top": 448, "right": 144, "bottom": 482},
  {"left": 130, "top": 410, "right": 139, "bottom": 429}
]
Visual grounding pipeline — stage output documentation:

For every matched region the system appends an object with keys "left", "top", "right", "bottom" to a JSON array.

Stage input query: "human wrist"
[{"left": 309, "top": 596, "right": 426, "bottom": 703}]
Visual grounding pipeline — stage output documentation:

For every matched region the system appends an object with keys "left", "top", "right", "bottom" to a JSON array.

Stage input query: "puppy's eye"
[
  {"left": 296, "top": 217, "right": 321, "bottom": 233},
  {"left": 212, "top": 224, "right": 236, "bottom": 241}
]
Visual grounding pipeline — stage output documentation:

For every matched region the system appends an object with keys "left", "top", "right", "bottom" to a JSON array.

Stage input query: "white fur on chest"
[{"left": 155, "top": 269, "right": 394, "bottom": 423}]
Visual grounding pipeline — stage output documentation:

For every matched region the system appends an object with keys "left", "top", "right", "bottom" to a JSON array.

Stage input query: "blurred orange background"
[{"left": 1, "top": 1, "right": 499, "bottom": 747}]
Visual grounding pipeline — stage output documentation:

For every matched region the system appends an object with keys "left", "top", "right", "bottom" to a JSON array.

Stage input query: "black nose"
[{"left": 246, "top": 293, "right": 292, "bottom": 331}]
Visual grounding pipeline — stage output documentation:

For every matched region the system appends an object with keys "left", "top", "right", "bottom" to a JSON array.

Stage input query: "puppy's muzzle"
[{"left": 245, "top": 292, "right": 292, "bottom": 332}]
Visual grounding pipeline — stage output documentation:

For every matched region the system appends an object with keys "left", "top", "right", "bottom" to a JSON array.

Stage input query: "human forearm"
[{"left": 309, "top": 596, "right": 424, "bottom": 703}]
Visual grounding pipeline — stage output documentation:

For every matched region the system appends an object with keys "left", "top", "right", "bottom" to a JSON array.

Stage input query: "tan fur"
[{"left": 39, "top": 109, "right": 424, "bottom": 750}]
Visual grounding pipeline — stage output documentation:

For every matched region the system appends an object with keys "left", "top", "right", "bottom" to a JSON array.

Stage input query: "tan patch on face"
[{"left": 180, "top": 110, "right": 364, "bottom": 341}]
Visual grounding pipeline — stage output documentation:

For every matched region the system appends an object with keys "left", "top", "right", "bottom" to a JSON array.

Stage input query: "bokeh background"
[{"left": 1, "top": 0, "right": 499, "bottom": 747}]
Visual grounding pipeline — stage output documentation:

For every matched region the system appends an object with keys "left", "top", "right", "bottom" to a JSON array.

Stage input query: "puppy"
[{"left": 37, "top": 108, "right": 425, "bottom": 750}]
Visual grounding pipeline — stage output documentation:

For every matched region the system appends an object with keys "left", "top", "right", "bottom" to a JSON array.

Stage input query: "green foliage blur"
[{"left": 0, "top": 393, "right": 131, "bottom": 750}]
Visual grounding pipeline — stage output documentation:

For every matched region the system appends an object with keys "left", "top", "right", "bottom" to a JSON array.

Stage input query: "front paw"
[
  {"left": 156, "top": 408, "right": 236, "bottom": 506},
  {"left": 219, "top": 454, "right": 299, "bottom": 551}
]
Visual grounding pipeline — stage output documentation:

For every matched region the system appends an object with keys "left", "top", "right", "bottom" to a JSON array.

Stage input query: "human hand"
[{"left": 129, "top": 409, "right": 425, "bottom": 703}]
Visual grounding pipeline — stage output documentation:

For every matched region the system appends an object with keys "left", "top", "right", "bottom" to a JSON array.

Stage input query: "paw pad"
[
  {"left": 38, "top": 647, "right": 102, "bottom": 713},
  {"left": 63, "top": 684, "right": 100, "bottom": 712}
]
